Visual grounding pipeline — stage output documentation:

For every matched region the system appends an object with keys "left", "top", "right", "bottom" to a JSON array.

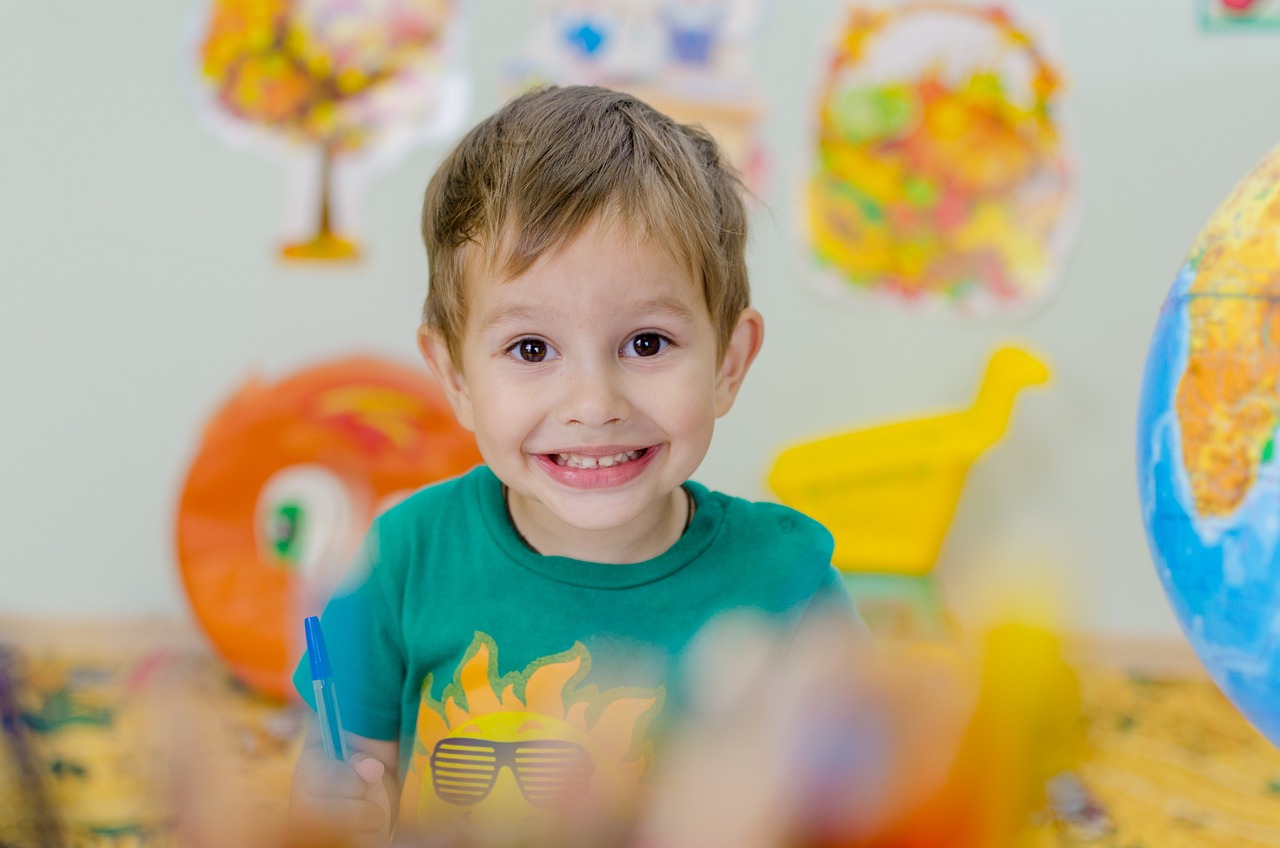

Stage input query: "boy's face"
[{"left": 421, "top": 215, "right": 762, "bottom": 557}]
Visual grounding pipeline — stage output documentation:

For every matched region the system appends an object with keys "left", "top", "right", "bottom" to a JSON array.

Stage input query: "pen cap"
[{"left": 305, "top": 616, "right": 333, "bottom": 680}]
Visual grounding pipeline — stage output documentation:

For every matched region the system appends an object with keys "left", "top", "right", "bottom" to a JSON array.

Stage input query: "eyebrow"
[
  {"left": 625, "top": 295, "right": 699, "bottom": 324},
  {"left": 478, "top": 295, "right": 698, "bottom": 330},
  {"left": 478, "top": 304, "right": 542, "bottom": 330}
]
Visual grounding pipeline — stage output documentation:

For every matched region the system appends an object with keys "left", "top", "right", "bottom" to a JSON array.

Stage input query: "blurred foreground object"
[
  {"left": 10, "top": 620, "right": 1280, "bottom": 846},
  {"left": 176, "top": 357, "right": 481, "bottom": 699},
  {"left": 639, "top": 612, "right": 1082, "bottom": 848},
  {"left": 0, "top": 629, "right": 308, "bottom": 848},
  {"left": 769, "top": 347, "right": 1048, "bottom": 639},
  {"left": 0, "top": 648, "right": 64, "bottom": 848}
]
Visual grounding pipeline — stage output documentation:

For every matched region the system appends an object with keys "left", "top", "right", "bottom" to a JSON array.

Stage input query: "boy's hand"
[{"left": 291, "top": 727, "right": 396, "bottom": 848}]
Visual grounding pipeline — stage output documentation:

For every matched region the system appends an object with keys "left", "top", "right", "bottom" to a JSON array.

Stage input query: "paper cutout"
[
  {"left": 190, "top": 0, "right": 468, "bottom": 261},
  {"left": 806, "top": 3, "right": 1077, "bottom": 315},
  {"left": 175, "top": 357, "right": 481, "bottom": 699},
  {"left": 1200, "top": 0, "right": 1280, "bottom": 29},
  {"left": 509, "top": 0, "right": 768, "bottom": 191}
]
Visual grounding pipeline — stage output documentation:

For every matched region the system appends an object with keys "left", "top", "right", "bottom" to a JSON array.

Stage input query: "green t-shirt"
[{"left": 293, "top": 465, "right": 851, "bottom": 825}]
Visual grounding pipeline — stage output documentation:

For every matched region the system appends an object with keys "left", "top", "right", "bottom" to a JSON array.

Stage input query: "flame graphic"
[{"left": 400, "top": 634, "right": 661, "bottom": 831}]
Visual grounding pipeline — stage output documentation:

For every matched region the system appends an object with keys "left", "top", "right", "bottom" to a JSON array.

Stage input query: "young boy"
[{"left": 290, "top": 85, "right": 853, "bottom": 845}]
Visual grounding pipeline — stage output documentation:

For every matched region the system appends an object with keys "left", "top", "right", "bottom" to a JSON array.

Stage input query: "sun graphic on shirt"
[{"left": 399, "top": 634, "right": 663, "bottom": 838}]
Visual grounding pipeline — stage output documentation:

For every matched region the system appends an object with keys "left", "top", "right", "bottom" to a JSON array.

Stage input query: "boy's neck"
[{"left": 504, "top": 487, "right": 691, "bottom": 564}]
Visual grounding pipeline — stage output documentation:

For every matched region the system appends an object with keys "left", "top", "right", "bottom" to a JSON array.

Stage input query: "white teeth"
[{"left": 553, "top": 449, "right": 642, "bottom": 469}]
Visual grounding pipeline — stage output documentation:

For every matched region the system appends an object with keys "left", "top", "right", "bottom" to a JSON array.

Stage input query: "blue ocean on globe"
[{"left": 1137, "top": 262, "right": 1280, "bottom": 748}]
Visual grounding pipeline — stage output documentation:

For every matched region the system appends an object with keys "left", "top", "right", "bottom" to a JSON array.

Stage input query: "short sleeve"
[
  {"left": 801, "top": 565, "right": 871, "bottom": 638},
  {"left": 292, "top": 522, "right": 405, "bottom": 740}
]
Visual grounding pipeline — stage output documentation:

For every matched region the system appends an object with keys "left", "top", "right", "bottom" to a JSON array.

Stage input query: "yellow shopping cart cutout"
[{"left": 768, "top": 347, "right": 1049, "bottom": 575}]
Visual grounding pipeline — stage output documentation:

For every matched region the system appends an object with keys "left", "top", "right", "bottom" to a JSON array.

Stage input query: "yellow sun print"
[{"left": 399, "top": 634, "right": 662, "bottom": 839}]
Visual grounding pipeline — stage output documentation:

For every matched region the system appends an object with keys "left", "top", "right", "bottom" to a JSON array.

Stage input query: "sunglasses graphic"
[{"left": 430, "top": 737, "right": 595, "bottom": 808}]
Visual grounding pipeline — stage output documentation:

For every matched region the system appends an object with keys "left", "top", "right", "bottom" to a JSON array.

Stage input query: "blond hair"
[{"left": 421, "top": 85, "right": 749, "bottom": 365}]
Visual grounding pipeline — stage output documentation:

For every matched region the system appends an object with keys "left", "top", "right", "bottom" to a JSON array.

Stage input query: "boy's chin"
[
  {"left": 509, "top": 475, "right": 685, "bottom": 531},
  {"left": 546, "top": 501, "right": 655, "bottom": 534}
]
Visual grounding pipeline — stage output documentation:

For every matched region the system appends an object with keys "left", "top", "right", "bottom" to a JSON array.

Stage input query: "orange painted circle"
[{"left": 175, "top": 357, "right": 482, "bottom": 700}]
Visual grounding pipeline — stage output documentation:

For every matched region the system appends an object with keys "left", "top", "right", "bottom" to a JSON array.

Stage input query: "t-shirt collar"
[{"left": 471, "top": 465, "right": 720, "bottom": 589}]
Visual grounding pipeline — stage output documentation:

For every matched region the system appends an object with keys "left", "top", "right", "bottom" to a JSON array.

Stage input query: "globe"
[{"left": 1138, "top": 145, "right": 1280, "bottom": 748}]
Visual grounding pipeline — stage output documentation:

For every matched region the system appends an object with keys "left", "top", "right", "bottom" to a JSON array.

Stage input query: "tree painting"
[{"left": 197, "top": 0, "right": 462, "bottom": 261}]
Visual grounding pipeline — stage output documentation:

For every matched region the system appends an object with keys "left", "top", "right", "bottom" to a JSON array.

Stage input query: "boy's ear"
[
  {"left": 715, "top": 307, "right": 765, "bottom": 417},
  {"left": 418, "top": 325, "right": 475, "bottom": 431}
]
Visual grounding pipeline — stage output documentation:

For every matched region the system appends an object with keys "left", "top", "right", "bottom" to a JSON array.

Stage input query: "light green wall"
[{"left": 4, "top": 0, "right": 1279, "bottom": 639}]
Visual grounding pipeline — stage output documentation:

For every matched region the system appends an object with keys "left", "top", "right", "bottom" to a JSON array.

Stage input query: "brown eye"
[
  {"left": 628, "top": 333, "right": 668, "bottom": 358},
  {"left": 518, "top": 339, "right": 547, "bottom": 362}
]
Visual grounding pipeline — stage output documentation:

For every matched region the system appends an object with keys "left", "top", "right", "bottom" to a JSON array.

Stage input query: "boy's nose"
[{"left": 556, "top": 367, "right": 630, "bottom": 427}]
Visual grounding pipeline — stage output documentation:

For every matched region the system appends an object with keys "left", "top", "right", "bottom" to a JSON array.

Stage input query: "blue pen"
[{"left": 305, "top": 616, "right": 349, "bottom": 761}]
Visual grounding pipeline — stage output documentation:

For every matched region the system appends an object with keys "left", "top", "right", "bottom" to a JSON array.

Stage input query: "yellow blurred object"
[
  {"left": 768, "top": 347, "right": 1049, "bottom": 574},
  {"left": 843, "top": 620, "right": 1083, "bottom": 848},
  {"left": 643, "top": 610, "right": 1084, "bottom": 848}
]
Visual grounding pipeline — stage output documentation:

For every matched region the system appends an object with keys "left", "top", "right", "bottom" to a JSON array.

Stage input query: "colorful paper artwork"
[
  {"left": 510, "top": 0, "right": 768, "bottom": 191},
  {"left": 806, "top": 3, "right": 1077, "bottom": 315},
  {"left": 175, "top": 357, "right": 482, "bottom": 699},
  {"left": 191, "top": 0, "right": 467, "bottom": 262},
  {"left": 1199, "top": 0, "right": 1280, "bottom": 29}
]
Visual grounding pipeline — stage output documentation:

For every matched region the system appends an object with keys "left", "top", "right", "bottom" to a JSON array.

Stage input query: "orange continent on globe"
[{"left": 1174, "top": 152, "right": 1280, "bottom": 518}]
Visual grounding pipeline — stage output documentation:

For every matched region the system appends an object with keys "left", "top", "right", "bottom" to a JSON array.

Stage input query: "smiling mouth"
[{"left": 547, "top": 447, "right": 651, "bottom": 469}]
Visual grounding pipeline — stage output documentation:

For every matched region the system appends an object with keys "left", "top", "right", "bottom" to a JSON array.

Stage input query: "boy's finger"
[
  {"left": 349, "top": 753, "right": 386, "bottom": 786},
  {"left": 297, "top": 757, "right": 373, "bottom": 799}
]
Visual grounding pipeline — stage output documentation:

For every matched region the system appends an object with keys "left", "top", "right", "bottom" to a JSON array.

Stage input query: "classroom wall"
[{"left": 4, "top": 0, "right": 1280, "bottom": 640}]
